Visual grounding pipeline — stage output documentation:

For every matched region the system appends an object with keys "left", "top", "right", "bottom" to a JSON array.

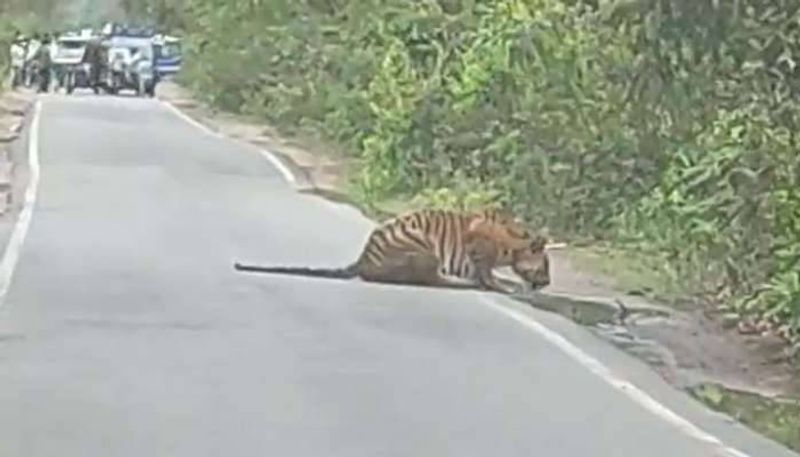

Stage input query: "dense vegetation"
[
  {"left": 173, "top": 0, "right": 800, "bottom": 349},
  {"left": 2, "top": 0, "right": 799, "bottom": 349}
]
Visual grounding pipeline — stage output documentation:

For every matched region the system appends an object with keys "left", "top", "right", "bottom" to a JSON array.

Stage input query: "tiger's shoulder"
[{"left": 466, "top": 208, "right": 548, "bottom": 251}]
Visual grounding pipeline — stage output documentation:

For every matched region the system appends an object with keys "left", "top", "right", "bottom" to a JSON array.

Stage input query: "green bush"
[{"left": 173, "top": 0, "right": 800, "bottom": 347}]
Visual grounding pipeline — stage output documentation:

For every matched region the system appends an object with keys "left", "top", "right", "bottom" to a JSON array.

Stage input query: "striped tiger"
[{"left": 234, "top": 208, "right": 550, "bottom": 294}]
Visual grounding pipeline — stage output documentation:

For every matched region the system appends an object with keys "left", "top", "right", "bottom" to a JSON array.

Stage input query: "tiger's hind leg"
[
  {"left": 405, "top": 253, "right": 479, "bottom": 289},
  {"left": 361, "top": 251, "right": 478, "bottom": 290}
]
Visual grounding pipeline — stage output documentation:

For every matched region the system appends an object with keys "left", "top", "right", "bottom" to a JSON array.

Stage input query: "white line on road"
[
  {"left": 164, "top": 91, "right": 755, "bottom": 457},
  {"left": 0, "top": 100, "right": 41, "bottom": 304},
  {"left": 160, "top": 100, "right": 223, "bottom": 138},
  {"left": 481, "top": 296, "right": 751, "bottom": 457},
  {"left": 160, "top": 100, "right": 297, "bottom": 185}
]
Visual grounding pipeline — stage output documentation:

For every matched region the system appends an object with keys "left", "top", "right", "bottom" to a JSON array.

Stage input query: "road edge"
[
  {"left": 159, "top": 96, "right": 799, "bottom": 457},
  {"left": 159, "top": 99, "right": 299, "bottom": 186},
  {"left": 0, "top": 99, "right": 41, "bottom": 303},
  {"left": 482, "top": 296, "right": 754, "bottom": 457}
]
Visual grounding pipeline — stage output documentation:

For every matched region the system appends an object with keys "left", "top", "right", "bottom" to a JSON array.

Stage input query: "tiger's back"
[
  {"left": 356, "top": 209, "right": 472, "bottom": 277},
  {"left": 356, "top": 208, "right": 537, "bottom": 280}
]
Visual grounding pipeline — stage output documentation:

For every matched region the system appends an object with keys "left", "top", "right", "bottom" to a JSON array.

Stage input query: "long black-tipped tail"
[{"left": 233, "top": 261, "right": 359, "bottom": 280}]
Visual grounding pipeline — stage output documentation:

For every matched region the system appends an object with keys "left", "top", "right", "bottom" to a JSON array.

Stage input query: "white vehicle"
[
  {"left": 52, "top": 33, "right": 94, "bottom": 91},
  {"left": 53, "top": 34, "right": 91, "bottom": 67}
]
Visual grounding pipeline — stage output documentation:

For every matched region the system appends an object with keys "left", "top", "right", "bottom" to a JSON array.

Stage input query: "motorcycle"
[
  {"left": 64, "top": 62, "right": 99, "bottom": 94},
  {"left": 105, "top": 47, "right": 157, "bottom": 97}
]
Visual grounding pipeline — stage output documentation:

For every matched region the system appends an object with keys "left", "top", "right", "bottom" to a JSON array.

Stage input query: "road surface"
[{"left": 0, "top": 94, "right": 794, "bottom": 457}]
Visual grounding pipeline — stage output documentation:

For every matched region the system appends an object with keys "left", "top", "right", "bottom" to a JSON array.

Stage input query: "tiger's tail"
[{"left": 233, "top": 261, "right": 359, "bottom": 280}]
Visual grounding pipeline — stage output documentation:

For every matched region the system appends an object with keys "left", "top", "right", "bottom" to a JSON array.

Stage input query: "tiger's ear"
[
  {"left": 529, "top": 234, "right": 548, "bottom": 251},
  {"left": 528, "top": 226, "right": 554, "bottom": 252}
]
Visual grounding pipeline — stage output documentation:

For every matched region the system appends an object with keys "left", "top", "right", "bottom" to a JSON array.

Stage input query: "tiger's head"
[
  {"left": 510, "top": 234, "right": 550, "bottom": 290},
  {"left": 469, "top": 210, "right": 551, "bottom": 290}
]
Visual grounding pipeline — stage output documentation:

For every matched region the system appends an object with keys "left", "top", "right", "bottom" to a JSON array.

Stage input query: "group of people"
[
  {"left": 8, "top": 32, "right": 58, "bottom": 93},
  {"left": 8, "top": 27, "right": 162, "bottom": 96}
]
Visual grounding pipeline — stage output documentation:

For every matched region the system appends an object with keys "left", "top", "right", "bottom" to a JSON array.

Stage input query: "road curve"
[{"left": 0, "top": 94, "right": 794, "bottom": 457}]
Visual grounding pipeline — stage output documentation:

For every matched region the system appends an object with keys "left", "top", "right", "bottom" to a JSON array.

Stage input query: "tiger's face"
[
  {"left": 469, "top": 209, "right": 551, "bottom": 289},
  {"left": 510, "top": 236, "right": 550, "bottom": 290}
]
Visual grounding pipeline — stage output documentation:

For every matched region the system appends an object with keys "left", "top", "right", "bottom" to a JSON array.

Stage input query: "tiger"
[{"left": 234, "top": 208, "right": 551, "bottom": 294}]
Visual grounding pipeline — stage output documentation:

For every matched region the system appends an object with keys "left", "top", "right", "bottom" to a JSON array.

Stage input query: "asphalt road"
[{"left": 0, "top": 94, "right": 795, "bottom": 457}]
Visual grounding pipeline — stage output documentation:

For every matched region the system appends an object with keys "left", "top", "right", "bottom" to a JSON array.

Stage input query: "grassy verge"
[{"left": 690, "top": 383, "right": 800, "bottom": 452}]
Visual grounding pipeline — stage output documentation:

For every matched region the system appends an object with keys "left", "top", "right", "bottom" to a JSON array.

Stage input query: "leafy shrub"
[{"left": 170, "top": 0, "right": 800, "bottom": 346}]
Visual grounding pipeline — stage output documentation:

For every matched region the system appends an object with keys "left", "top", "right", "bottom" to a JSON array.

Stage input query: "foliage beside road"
[
  {"left": 2, "top": 0, "right": 796, "bottom": 348},
  {"left": 163, "top": 0, "right": 800, "bottom": 350},
  {"left": 0, "top": 0, "right": 61, "bottom": 85}
]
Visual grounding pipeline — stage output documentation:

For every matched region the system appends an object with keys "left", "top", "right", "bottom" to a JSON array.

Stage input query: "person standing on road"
[
  {"left": 9, "top": 32, "right": 26, "bottom": 88},
  {"left": 81, "top": 39, "right": 105, "bottom": 91},
  {"left": 34, "top": 35, "right": 53, "bottom": 93},
  {"left": 24, "top": 34, "right": 41, "bottom": 87},
  {"left": 48, "top": 34, "right": 61, "bottom": 92}
]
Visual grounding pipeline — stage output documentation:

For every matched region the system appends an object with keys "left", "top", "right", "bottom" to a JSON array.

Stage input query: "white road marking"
[
  {"left": 481, "top": 296, "right": 751, "bottom": 457},
  {"left": 164, "top": 91, "right": 756, "bottom": 457},
  {"left": 160, "top": 100, "right": 297, "bottom": 185},
  {"left": 159, "top": 99, "right": 223, "bottom": 138},
  {"left": 0, "top": 100, "right": 41, "bottom": 303}
]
